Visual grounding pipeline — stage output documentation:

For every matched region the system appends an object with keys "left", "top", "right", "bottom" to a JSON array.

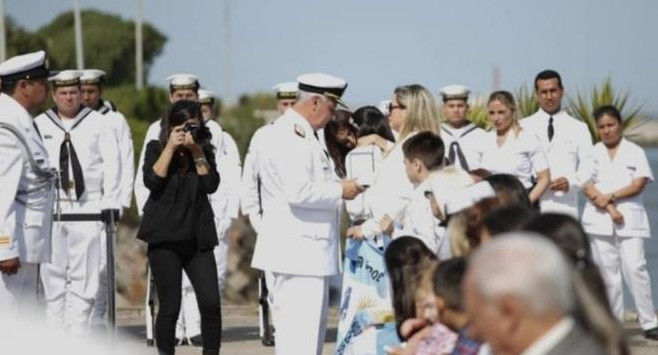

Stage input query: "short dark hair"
[
  {"left": 482, "top": 204, "right": 537, "bottom": 236},
  {"left": 593, "top": 104, "right": 622, "bottom": 124},
  {"left": 402, "top": 131, "right": 444, "bottom": 171},
  {"left": 534, "top": 70, "right": 563, "bottom": 90},
  {"left": 432, "top": 257, "right": 468, "bottom": 311},
  {"left": 0, "top": 80, "right": 18, "bottom": 95}
]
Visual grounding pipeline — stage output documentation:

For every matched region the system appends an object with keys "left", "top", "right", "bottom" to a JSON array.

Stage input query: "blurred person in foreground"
[{"left": 464, "top": 233, "right": 607, "bottom": 355}]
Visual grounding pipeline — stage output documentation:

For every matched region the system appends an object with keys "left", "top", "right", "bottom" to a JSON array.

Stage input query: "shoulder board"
[{"left": 294, "top": 124, "right": 306, "bottom": 138}]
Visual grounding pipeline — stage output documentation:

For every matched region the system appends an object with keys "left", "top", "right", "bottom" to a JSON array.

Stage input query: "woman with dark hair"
[
  {"left": 344, "top": 106, "right": 396, "bottom": 222},
  {"left": 581, "top": 104, "right": 658, "bottom": 340},
  {"left": 323, "top": 109, "right": 357, "bottom": 177},
  {"left": 480, "top": 203, "right": 536, "bottom": 243},
  {"left": 137, "top": 100, "right": 221, "bottom": 355},
  {"left": 384, "top": 236, "right": 437, "bottom": 340},
  {"left": 524, "top": 213, "right": 631, "bottom": 355}
]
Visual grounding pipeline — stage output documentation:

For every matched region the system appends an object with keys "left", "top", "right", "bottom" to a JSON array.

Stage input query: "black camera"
[{"left": 183, "top": 122, "right": 212, "bottom": 143}]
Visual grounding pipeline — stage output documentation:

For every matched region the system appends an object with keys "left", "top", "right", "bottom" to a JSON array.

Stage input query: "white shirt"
[
  {"left": 399, "top": 179, "right": 442, "bottom": 254},
  {"left": 360, "top": 134, "right": 416, "bottom": 238},
  {"left": 520, "top": 317, "right": 574, "bottom": 355},
  {"left": 134, "top": 119, "right": 160, "bottom": 214},
  {"left": 582, "top": 138, "right": 653, "bottom": 237},
  {"left": 35, "top": 107, "right": 121, "bottom": 210},
  {"left": 96, "top": 107, "right": 134, "bottom": 209},
  {"left": 344, "top": 144, "right": 384, "bottom": 222},
  {"left": 440, "top": 122, "right": 487, "bottom": 171},
  {"left": 481, "top": 128, "right": 548, "bottom": 189},
  {"left": 521, "top": 109, "right": 594, "bottom": 216}
]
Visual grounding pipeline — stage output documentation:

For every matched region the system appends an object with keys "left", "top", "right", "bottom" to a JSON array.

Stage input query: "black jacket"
[{"left": 136, "top": 140, "right": 220, "bottom": 249}]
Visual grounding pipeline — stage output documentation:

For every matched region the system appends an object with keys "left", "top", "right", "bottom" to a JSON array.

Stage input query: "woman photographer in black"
[{"left": 137, "top": 100, "right": 221, "bottom": 355}]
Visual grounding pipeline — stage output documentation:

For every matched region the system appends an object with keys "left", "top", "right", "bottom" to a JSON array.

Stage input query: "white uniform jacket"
[
  {"left": 251, "top": 109, "right": 342, "bottom": 276},
  {"left": 0, "top": 94, "right": 55, "bottom": 263},
  {"left": 35, "top": 107, "right": 121, "bottom": 211},
  {"left": 97, "top": 105, "right": 134, "bottom": 209},
  {"left": 480, "top": 128, "right": 549, "bottom": 189},
  {"left": 582, "top": 138, "right": 653, "bottom": 237},
  {"left": 240, "top": 124, "right": 273, "bottom": 234},
  {"left": 134, "top": 120, "right": 160, "bottom": 214},
  {"left": 440, "top": 123, "right": 487, "bottom": 171},
  {"left": 206, "top": 119, "right": 241, "bottom": 232},
  {"left": 521, "top": 109, "right": 594, "bottom": 216}
]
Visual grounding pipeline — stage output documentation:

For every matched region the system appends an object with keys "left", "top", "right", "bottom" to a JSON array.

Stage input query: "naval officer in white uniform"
[
  {"left": 79, "top": 69, "right": 135, "bottom": 325},
  {"left": 0, "top": 51, "right": 57, "bottom": 318},
  {"left": 35, "top": 70, "right": 121, "bottom": 335},
  {"left": 241, "top": 82, "right": 298, "bottom": 343},
  {"left": 581, "top": 105, "right": 658, "bottom": 340},
  {"left": 251, "top": 73, "right": 364, "bottom": 355},
  {"left": 438, "top": 85, "right": 486, "bottom": 175},
  {"left": 520, "top": 70, "right": 593, "bottom": 217}
]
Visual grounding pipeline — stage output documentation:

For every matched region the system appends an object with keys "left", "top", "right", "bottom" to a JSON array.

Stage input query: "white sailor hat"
[
  {"left": 439, "top": 84, "right": 471, "bottom": 101},
  {"left": 272, "top": 82, "right": 299, "bottom": 100},
  {"left": 166, "top": 73, "right": 199, "bottom": 91},
  {"left": 48, "top": 69, "right": 83, "bottom": 87},
  {"left": 297, "top": 73, "right": 348, "bottom": 108},
  {"left": 0, "top": 50, "right": 50, "bottom": 81},
  {"left": 80, "top": 69, "right": 106, "bottom": 85},
  {"left": 444, "top": 181, "right": 496, "bottom": 215},
  {"left": 198, "top": 89, "right": 215, "bottom": 105}
]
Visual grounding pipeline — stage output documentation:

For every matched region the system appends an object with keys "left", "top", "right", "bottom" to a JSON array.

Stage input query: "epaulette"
[{"left": 294, "top": 124, "right": 306, "bottom": 138}]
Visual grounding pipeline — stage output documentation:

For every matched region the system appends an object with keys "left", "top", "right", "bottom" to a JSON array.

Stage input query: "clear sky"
[{"left": 7, "top": 0, "right": 658, "bottom": 111}]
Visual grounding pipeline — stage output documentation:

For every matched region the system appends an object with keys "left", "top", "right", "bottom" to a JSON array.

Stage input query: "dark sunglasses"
[{"left": 388, "top": 102, "right": 406, "bottom": 112}]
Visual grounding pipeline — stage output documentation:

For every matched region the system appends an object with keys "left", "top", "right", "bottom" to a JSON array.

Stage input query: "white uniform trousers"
[
  {"left": 41, "top": 219, "right": 102, "bottom": 335},
  {"left": 589, "top": 233, "right": 658, "bottom": 330},
  {"left": 272, "top": 273, "right": 329, "bottom": 355},
  {"left": 0, "top": 262, "right": 39, "bottom": 319},
  {"left": 91, "top": 227, "right": 108, "bottom": 325},
  {"left": 176, "top": 217, "right": 230, "bottom": 340}
]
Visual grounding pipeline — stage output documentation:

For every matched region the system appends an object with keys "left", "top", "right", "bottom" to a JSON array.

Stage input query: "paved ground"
[{"left": 108, "top": 305, "right": 657, "bottom": 355}]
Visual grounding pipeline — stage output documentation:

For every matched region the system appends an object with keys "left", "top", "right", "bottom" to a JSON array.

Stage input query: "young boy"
[{"left": 398, "top": 131, "right": 449, "bottom": 258}]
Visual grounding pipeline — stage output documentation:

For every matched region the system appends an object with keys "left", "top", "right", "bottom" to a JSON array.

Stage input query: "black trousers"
[{"left": 148, "top": 239, "right": 221, "bottom": 355}]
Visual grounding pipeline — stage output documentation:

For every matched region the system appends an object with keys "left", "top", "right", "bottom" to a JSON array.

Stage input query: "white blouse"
[
  {"left": 481, "top": 128, "right": 548, "bottom": 189},
  {"left": 581, "top": 138, "right": 653, "bottom": 237}
]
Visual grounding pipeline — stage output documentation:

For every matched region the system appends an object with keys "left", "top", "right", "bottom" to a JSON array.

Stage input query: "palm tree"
[
  {"left": 567, "top": 78, "right": 646, "bottom": 143},
  {"left": 516, "top": 84, "right": 539, "bottom": 119}
]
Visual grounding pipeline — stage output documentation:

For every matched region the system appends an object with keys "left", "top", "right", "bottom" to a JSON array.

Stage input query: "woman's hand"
[
  {"left": 593, "top": 193, "right": 612, "bottom": 209},
  {"left": 346, "top": 225, "right": 364, "bottom": 240},
  {"left": 379, "top": 214, "right": 394, "bottom": 235},
  {"left": 607, "top": 204, "right": 625, "bottom": 225},
  {"left": 182, "top": 131, "right": 204, "bottom": 155},
  {"left": 166, "top": 124, "right": 186, "bottom": 152}
]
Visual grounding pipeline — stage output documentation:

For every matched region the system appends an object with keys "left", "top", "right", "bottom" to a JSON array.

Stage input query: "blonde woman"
[
  {"left": 347, "top": 84, "right": 440, "bottom": 239},
  {"left": 480, "top": 91, "right": 550, "bottom": 206}
]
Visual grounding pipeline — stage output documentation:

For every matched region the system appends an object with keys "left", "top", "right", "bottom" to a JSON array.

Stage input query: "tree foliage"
[
  {"left": 567, "top": 78, "right": 646, "bottom": 143},
  {"left": 32, "top": 10, "right": 166, "bottom": 86}
]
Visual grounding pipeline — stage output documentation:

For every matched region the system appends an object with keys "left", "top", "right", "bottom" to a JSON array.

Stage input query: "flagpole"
[
  {"left": 135, "top": 0, "right": 144, "bottom": 90},
  {"left": 73, "top": 0, "right": 84, "bottom": 69}
]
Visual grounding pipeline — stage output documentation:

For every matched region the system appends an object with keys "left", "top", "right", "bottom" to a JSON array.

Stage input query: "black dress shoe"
[
  {"left": 644, "top": 327, "right": 658, "bottom": 340},
  {"left": 189, "top": 334, "right": 203, "bottom": 347}
]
